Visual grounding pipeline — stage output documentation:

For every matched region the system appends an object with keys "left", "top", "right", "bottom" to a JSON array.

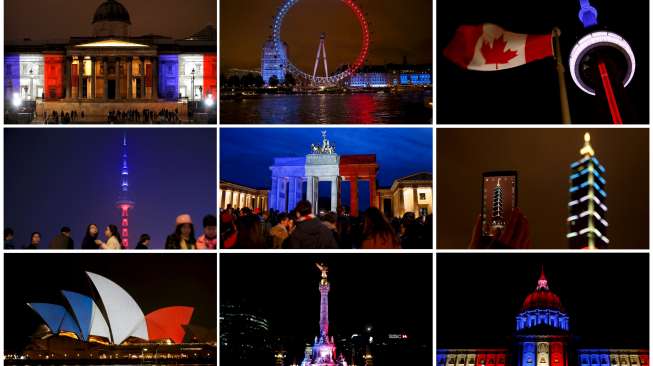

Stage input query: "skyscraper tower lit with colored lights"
[
  {"left": 301, "top": 263, "right": 347, "bottom": 366},
  {"left": 116, "top": 134, "right": 134, "bottom": 248},
  {"left": 567, "top": 133, "right": 608, "bottom": 249}
]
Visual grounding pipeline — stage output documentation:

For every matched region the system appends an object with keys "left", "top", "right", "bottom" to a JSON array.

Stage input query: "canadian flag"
[{"left": 444, "top": 23, "right": 553, "bottom": 71}]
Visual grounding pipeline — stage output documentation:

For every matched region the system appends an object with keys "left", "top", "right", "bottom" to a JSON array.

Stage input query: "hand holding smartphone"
[{"left": 481, "top": 171, "right": 518, "bottom": 239}]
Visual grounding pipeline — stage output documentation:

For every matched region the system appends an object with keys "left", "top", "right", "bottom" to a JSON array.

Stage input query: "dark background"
[
  {"left": 437, "top": 253, "right": 649, "bottom": 348},
  {"left": 5, "top": 0, "right": 216, "bottom": 42},
  {"left": 436, "top": 128, "right": 649, "bottom": 249},
  {"left": 220, "top": 128, "right": 433, "bottom": 211},
  {"left": 5, "top": 128, "right": 217, "bottom": 249},
  {"left": 220, "top": 0, "right": 432, "bottom": 70},
  {"left": 436, "top": 0, "right": 649, "bottom": 123},
  {"left": 4, "top": 253, "right": 217, "bottom": 352},
  {"left": 221, "top": 253, "right": 432, "bottom": 363}
]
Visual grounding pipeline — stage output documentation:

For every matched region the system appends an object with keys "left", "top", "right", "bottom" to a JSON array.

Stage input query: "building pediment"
[{"left": 74, "top": 39, "right": 150, "bottom": 48}]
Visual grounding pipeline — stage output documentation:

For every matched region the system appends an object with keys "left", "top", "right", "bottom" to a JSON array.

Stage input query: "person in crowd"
[
  {"left": 97, "top": 225, "right": 122, "bottom": 250},
  {"left": 288, "top": 200, "right": 337, "bottom": 249},
  {"left": 220, "top": 210, "right": 238, "bottom": 249},
  {"left": 49, "top": 226, "right": 74, "bottom": 249},
  {"left": 269, "top": 213, "right": 292, "bottom": 249},
  {"left": 81, "top": 224, "right": 100, "bottom": 249},
  {"left": 165, "top": 214, "right": 197, "bottom": 249},
  {"left": 321, "top": 212, "right": 341, "bottom": 247},
  {"left": 4, "top": 228, "right": 15, "bottom": 249},
  {"left": 196, "top": 214, "right": 217, "bottom": 249},
  {"left": 361, "top": 207, "right": 400, "bottom": 249},
  {"left": 235, "top": 209, "right": 266, "bottom": 249},
  {"left": 24, "top": 232, "right": 41, "bottom": 249},
  {"left": 135, "top": 234, "right": 151, "bottom": 249}
]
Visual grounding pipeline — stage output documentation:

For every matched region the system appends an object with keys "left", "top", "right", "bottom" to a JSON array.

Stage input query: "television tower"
[
  {"left": 569, "top": 0, "right": 636, "bottom": 123},
  {"left": 116, "top": 133, "right": 135, "bottom": 248},
  {"left": 312, "top": 33, "right": 329, "bottom": 79}
]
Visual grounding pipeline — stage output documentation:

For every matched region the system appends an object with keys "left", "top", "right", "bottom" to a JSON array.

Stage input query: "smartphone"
[{"left": 481, "top": 171, "right": 518, "bottom": 238}]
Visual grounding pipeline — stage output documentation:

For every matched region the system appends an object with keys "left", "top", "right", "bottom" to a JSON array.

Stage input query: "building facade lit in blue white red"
[
  {"left": 4, "top": 0, "right": 216, "bottom": 118},
  {"left": 567, "top": 133, "right": 609, "bottom": 249},
  {"left": 261, "top": 38, "right": 288, "bottom": 85},
  {"left": 437, "top": 268, "right": 648, "bottom": 366}
]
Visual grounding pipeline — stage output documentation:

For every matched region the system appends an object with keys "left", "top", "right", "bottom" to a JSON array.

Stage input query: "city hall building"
[{"left": 4, "top": 0, "right": 216, "bottom": 122}]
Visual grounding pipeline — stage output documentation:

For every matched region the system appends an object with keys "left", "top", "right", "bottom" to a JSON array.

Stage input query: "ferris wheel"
[{"left": 271, "top": 0, "right": 370, "bottom": 86}]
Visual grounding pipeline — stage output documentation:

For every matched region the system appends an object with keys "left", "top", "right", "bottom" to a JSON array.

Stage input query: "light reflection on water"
[{"left": 220, "top": 91, "right": 432, "bottom": 124}]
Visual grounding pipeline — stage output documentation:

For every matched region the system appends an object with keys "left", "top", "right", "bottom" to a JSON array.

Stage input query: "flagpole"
[{"left": 553, "top": 27, "right": 571, "bottom": 124}]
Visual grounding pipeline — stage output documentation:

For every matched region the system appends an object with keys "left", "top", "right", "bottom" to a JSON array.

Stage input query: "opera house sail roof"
[{"left": 27, "top": 271, "right": 194, "bottom": 345}]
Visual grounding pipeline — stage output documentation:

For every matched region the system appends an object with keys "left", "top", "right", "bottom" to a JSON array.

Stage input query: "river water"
[{"left": 220, "top": 90, "right": 432, "bottom": 124}]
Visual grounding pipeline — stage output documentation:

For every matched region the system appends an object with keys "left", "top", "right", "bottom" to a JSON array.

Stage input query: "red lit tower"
[{"left": 116, "top": 133, "right": 134, "bottom": 248}]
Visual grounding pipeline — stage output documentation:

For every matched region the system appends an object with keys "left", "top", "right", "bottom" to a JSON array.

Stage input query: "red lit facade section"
[
  {"left": 339, "top": 154, "right": 379, "bottom": 216},
  {"left": 44, "top": 54, "right": 64, "bottom": 100},
  {"left": 203, "top": 54, "right": 217, "bottom": 98},
  {"left": 145, "top": 306, "right": 194, "bottom": 344}
]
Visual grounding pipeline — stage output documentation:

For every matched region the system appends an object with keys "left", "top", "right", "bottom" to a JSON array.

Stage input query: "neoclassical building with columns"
[
  {"left": 5, "top": 0, "right": 216, "bottom": 122},
  {"left": 219, "top": 180, "right": 269, "bottom": 212}
]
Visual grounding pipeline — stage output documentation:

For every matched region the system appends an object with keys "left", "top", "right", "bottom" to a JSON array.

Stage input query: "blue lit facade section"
[
  {"left": 62, "top": 291, "right": 93, "bottom": 341},
  {"left": 60, "top": 310, "right": 83, "bottom": 338},
  {"left": 399, "top": 72, "right": 432, "bottom": 85},
  {"left": 158, "top": 54, "right": 179, "bottom": 101},
  {"left": 578, "top": 0, "right": 598, "bottom": 28},
  {"left": 5, "top": 54, "right": 20, "bottom": 101},
  {"left": 28, "top": 303, "right": 67, "bottom": 333},
  {"left": 349, "top": 72, "right": 389, "bottom": 88},
  {"left": 262, "top": 38, "right": 288, "bottom": 85},
  {"left": 515, "top": 309, "right": 570, "bottom": 332}
]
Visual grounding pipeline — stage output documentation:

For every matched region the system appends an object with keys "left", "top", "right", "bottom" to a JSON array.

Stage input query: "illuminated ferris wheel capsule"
[{"left": 271, "top": 0, "right": 370, "bottom": 86}]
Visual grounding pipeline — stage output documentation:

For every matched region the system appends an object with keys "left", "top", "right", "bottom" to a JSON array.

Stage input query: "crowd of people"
[
  {"left": 4, "top": 214, "right": 217, "bottom": 250},
  {"left": 220, "top": 200, "right": 432, "bottom": 249},
  {"left": 44, "top": 110, "right": 84, "bottom": 124},
  {"left": 107, "top": 108, "right": 180, "bottom": 123}
]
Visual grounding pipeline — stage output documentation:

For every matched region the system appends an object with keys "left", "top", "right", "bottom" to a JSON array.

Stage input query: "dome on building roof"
[
  {"left": 92, "top": 0, "right": 131, "bottom": 25},
  {"left": 520, "top": 268, "right": 564, "bottom": 312}
]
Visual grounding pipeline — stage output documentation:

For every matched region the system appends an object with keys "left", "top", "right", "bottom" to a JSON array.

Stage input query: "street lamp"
[
  {"left": 190, "top": 68, "right": 195, "bottom": 101},
  {"left": 205, "top": 93, "right": 214, "bottom": 107}
]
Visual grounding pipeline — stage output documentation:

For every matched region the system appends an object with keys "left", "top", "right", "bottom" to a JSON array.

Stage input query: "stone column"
[
  {"left": 306, "top": 176, "right": 316, "bottom": 214},
  {"left": 231, "top": 191, "right": 238, "bottom": 208},
  {"left": 78, "top": 60, "right": 83, "bottom": 100},
  {"left": 350, "top": 177, "right": 359, "bottom": 216},
  {"left": 152, "top": 57, "right": 158, "bottom": 100},
  {"left": 413, "top": 187, "right": 419, "bottom": 215},
  {"left": 103, "top": 58, "right": 108, "bottom": 100},
  {"left": 126, "top": 56, "right": 132, "bottom": 99},
  {"left": 369, "top": 177, "right": 377, "bottom": 208},
  {"left": 90, "top": 57, "right": 95, "bottom": 99},
  {"left": 330, "top": 177, "right": 338, "bottom": 213},
  {"left": 65, "top": 57, "right": 71, "bottom": 99},
  {"left": 140, "top": 57, "right": 146, "bottom": 99},
  {"left": 116, "top": 58, "right": 122, "bottom": 100},
  {"left": 270, "top": 176, "right": 279, "bottom": 211}
]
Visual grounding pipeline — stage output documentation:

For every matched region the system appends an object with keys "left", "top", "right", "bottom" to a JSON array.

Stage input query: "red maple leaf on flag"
[{"left": 481, "top": 35, "right": 518, "bottom": 69}]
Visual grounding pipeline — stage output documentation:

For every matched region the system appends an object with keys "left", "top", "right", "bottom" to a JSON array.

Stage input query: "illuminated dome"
[
  {"left": 520, "top": 270, "right": 564, "bottom": 312},
  {"left": 92, "top": 0, "right": 131, "bottom": 24},
  {"left": 515, "top": 268, "right": 570, "bottom": 332}
]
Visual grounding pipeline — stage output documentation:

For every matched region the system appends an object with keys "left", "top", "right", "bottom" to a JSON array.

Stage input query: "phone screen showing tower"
[{"left": 482, "top": 172, "right": 517, "bottom": 238}]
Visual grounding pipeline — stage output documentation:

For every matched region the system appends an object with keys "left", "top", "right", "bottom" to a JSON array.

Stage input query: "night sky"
[
  {"left": 437, "top": 0, "right": 649, "bottom": 123},
  {"left": 437, "top": 253, "right": 649, "bottom": 348},
  {"left": 220, "top": 0, "right": 432, "bottom": 70},
  {"left": 220, "top": 128, "right": 433, "bottom": 210},
  {"left": 4, "top": 128, "right": 217, "bottom": 249},
  {"left": 4, "top": 253, "right": 217, "bottom": 352},
  {"left": 436, "top": 128, "right": 649, "bottom": 249},
  {"left": 221, "top": 253, "right": 432, "bottom": 360},
  {"left": 4, "top": 0, "right": 216, "bottom": 42}
]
